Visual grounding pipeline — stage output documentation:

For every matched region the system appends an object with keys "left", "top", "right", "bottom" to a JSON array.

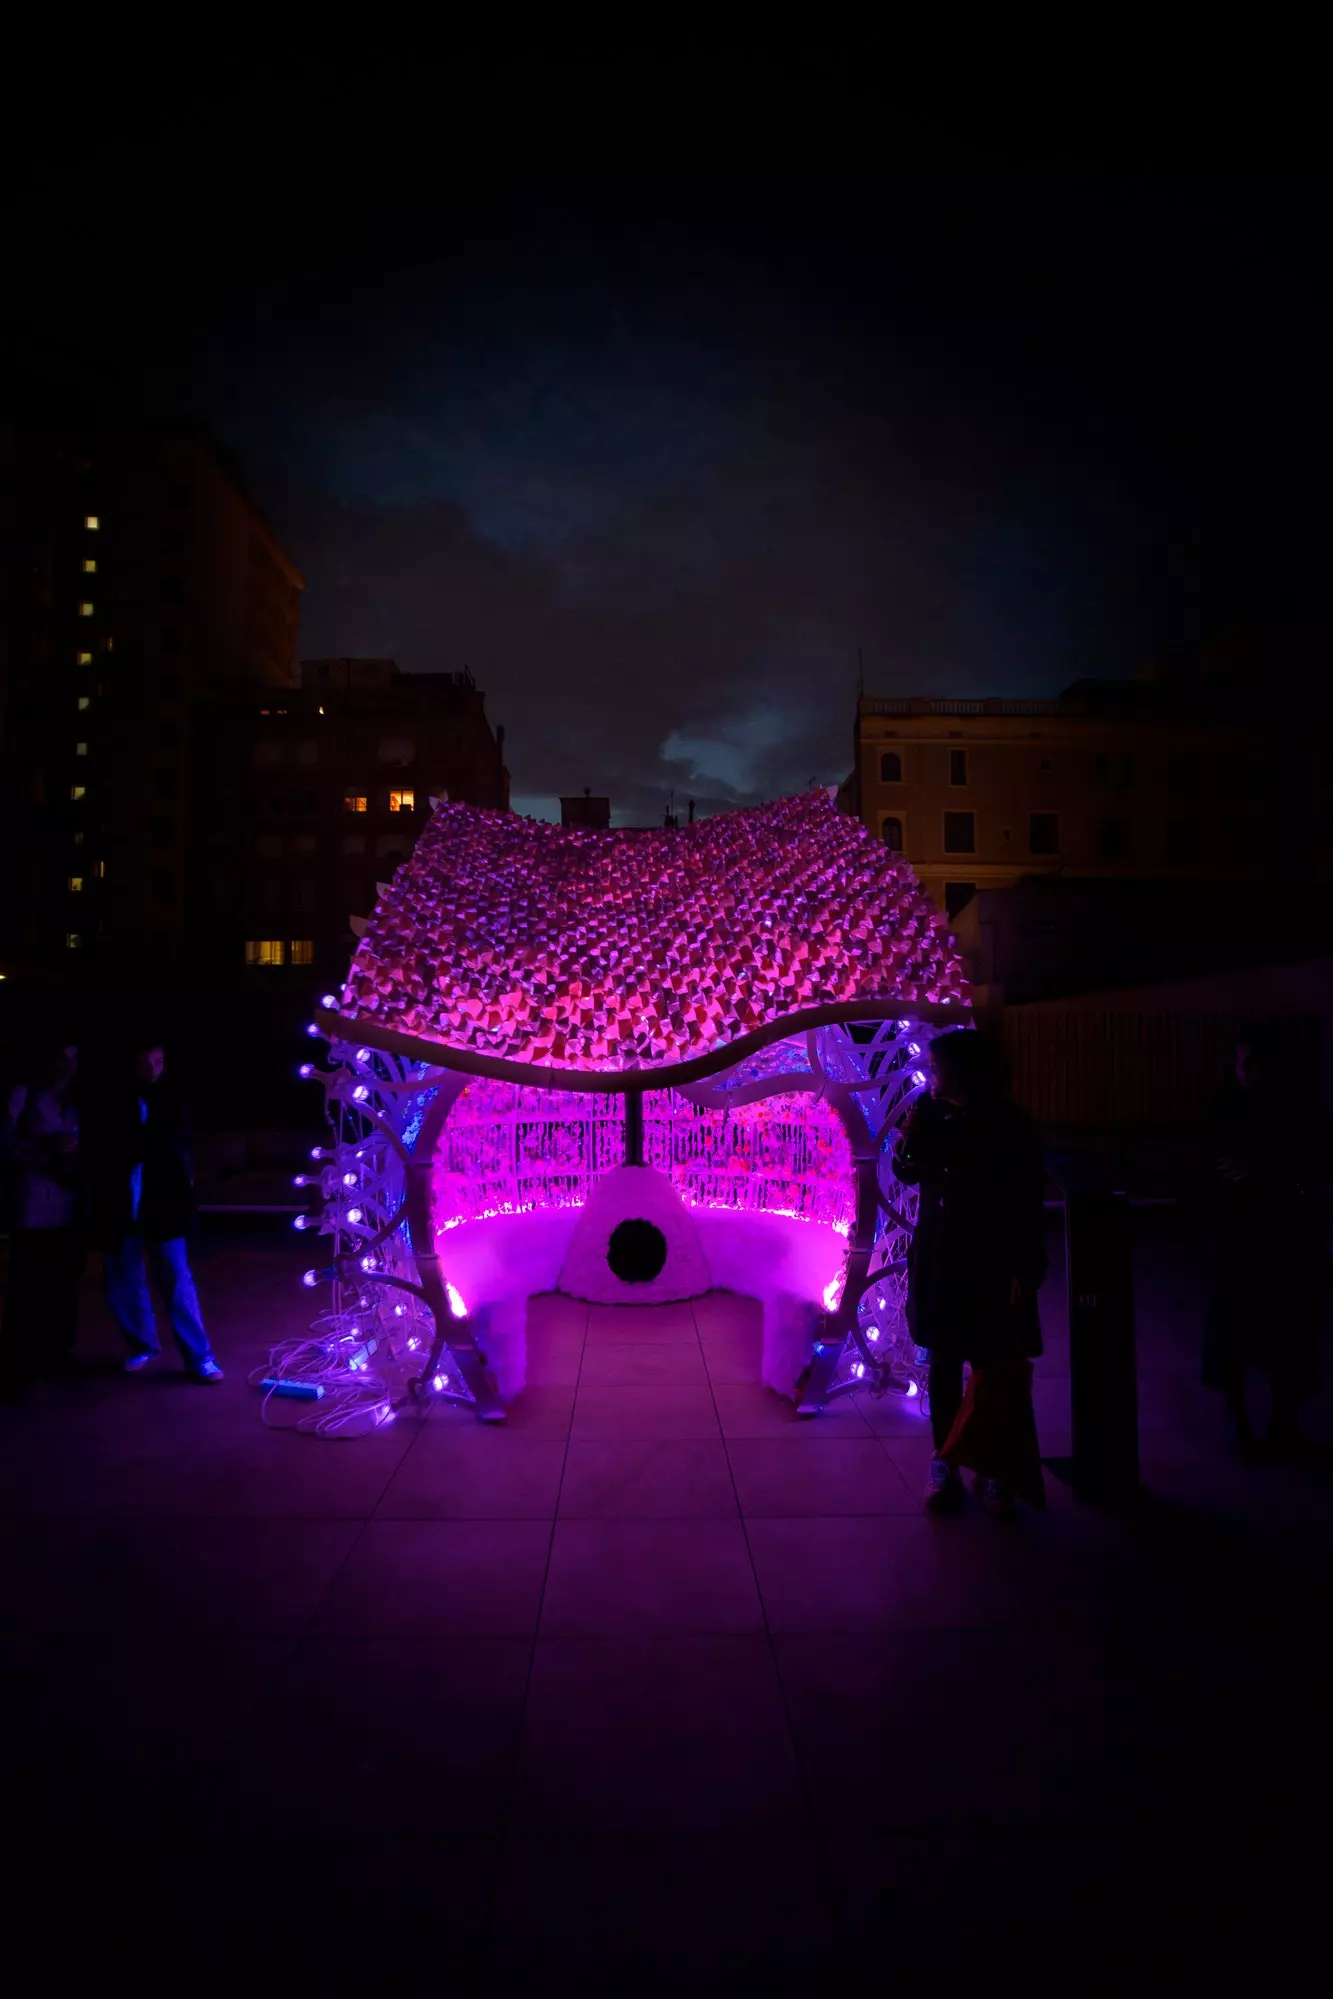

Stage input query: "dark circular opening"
[{"left": 607, "top": 1218, "right": 668, "bottom": 1284}]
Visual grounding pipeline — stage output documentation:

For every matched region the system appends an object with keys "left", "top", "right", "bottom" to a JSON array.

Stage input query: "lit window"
[
  {"left": 343, "top": 793, "right": 368, "bottom": 813},
  {"left": 70, "top": 785, "right": 86, "bottom": 801},
  {"left": 78, "top": 603, "right": 94, "bottom": 618},
  {"left": 83, "top": 559, "right": 97, "bottom": 574},
  {"left": 389, "top": 789, "right": 415, "bottom": 813},
  {"left": 77, "top": 696, "right": 91, "bottom": 711},
  {"left": 93, "top": 860, "right": 104, "bottom": 878},
  {"left": 65, "top": 933, "right": 81, "bottom": 950},
  {"left": 244, "top": 939, "right": 286, "bottom": 966},
  {"left": 85, "top": 515, "right": 99, "bottom": 530},
  {"left": 68, "top": 876, "right": 84, "bottom": 892},
  {"left": 289, "top": 939, "right": 314, "bottom": 966},
  {"left": 76, "top": 742, "right": 88, "bottom": 757},
  {"left": 77, "top": 651, "right": 92, "bottom": 666}
]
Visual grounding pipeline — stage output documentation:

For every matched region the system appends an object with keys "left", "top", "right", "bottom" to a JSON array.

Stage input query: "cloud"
[{"left": 275, "top": 362, "right": 1081, "bottom": 826}]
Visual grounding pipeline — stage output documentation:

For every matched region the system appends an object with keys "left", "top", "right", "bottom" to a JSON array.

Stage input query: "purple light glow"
[{"left": 431, "top": 1063, "right": 855, "bottom": 1237}]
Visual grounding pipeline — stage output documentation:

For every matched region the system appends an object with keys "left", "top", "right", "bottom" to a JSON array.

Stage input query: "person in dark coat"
[
  {"left": 893, "top": 1029, "right": 1047, "bottom": 1514},
  {"left": 85, "top": 1039, "right": 223, "bottom": 1381},
  {"left": 1203, "top": 1026, "right": 1327, "bottom": 1458},
  {"left": 1, "top": 1043, "right": 85, "bottom": 1393}
]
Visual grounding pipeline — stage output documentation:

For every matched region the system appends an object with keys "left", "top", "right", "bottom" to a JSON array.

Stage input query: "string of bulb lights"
[
  {"left": 248, "top": 999, "right": 471, "bottom": 1437},
  {"left": 258, "top": 1005, "right": 945, "bottom": 1436}
]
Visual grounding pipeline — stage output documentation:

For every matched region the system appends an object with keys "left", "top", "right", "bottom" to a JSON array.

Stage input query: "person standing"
[
  {"left": 1, "top": 1045, "right": 85, "bottom": 1393},
  {"left": 87, "top": 1039, "right": 223, "bottom": 1382},
  {"left": 893, "top": 1030, "right": 1047, "bottom": 1516},
  {"left": 1203, "top": 1026, "right": 1327, "bottom": 1459}
]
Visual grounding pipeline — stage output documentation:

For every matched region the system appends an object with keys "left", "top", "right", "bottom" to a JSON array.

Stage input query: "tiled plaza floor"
[{"left": 2, "top": 1213, "right": 1330, "bottom": 1989}]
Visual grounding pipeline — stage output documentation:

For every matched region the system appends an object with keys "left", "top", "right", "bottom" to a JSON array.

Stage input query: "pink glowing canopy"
[{"left": 324, "top": 790, "right": 967, "bottom": 1083}]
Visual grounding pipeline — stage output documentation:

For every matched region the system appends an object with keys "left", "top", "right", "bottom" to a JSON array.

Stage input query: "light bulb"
[
  {"left": 293, "top": 1175, "right": 308, "bottom": 1188},
  {"left": 305, "top": 1023, "right": 320, "bottom": 1038},
  {"left": 868, "top": 1329, "right": 879, "bottom": 1342},
  {"left": 432, "top": 1374, "right": 448, "bottom": 1392},
  {"left": 298, "top": 1063, "right": 314, "bottom": 1080},
  {"left": 310, "top": 1146, "right": 325, "bottom": 1161},
  {"left": 355, "top": 1047, "right": 370, "bottom": 1064},
  {"left": 346, "top": 1207, "right": 362, "bottom": 1224},
  {"left": 912, "top": 1071, "right": 927, "bottom": 1086},
  {"left": 293, "top": 1215, "right": 308, "bottom": 1230},
  {"left": 854, "top": 1362, "right": 866, "bottom": 1379},
  {"left": 360, "top": 1254, "right": 376, "bottom": 1272},
  {"left": 351, "top": 1084, "right": 369, "bottom": 1102},
  {"left": 445, "top": 1282, "right": 467, "bottom": 1319},
  {"left": 302, "top": 1269, "right": 318, "bottom": 1288},
  {"left": 906, "top": 1380, "right": 919, "bottom": 1398},
  {"left": 321, "top": 993, "right": 336, "bottom": 1008},
  {"left": 342, "top": 1171, "right": 357, "bottom": 1186}
]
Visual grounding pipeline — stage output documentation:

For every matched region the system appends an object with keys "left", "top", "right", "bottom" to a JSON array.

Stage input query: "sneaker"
[
  {"left": 123, "top": 1353, "right": 155, "bottom": 1373},
  {"left": 972, "top": 1473, "right": 1018, "bottom": 1519},
  {"left": 924, "top": 1460, "right": 965, "bottom": 1515},
  {"left": 188, "top": 1358, "right": 225, "bottom": 1384}
]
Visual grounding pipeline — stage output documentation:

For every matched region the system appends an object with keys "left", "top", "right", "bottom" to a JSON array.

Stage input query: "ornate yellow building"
[{"left": 846, "top": 681, "right": 1333, "bottom": 919}]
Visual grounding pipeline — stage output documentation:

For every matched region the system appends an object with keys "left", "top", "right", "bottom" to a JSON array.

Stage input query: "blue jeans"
[{"left": 103, "top": 1235, "right": 214, "bottom": 1369}]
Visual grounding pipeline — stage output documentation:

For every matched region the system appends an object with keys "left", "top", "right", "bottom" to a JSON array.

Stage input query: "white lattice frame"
[{"left": 319, "top": 1003, "right": 966, "bottom": 1421}]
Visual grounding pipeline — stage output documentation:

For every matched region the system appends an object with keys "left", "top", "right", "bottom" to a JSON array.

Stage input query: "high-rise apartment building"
[{"left": 0, "top": 354, "right": 302, "bottom": 983}]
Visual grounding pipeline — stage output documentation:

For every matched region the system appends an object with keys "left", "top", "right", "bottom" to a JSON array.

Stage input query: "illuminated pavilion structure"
[{"left": 266, "top": 790, "right": 969, "bottom": 1434}]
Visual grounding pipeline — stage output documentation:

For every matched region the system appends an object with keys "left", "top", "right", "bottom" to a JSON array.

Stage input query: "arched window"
[
  {"left": 882, "top": 816, "right": 903, "bottom": 852},
  {"left": 880, "top": 750, "right": 903, "bottom": 783}
]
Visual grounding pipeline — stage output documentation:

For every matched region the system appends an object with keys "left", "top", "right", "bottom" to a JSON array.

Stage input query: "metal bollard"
[{"left": 1048, "top": 1157, "right": 1141, "bottom": 1503}]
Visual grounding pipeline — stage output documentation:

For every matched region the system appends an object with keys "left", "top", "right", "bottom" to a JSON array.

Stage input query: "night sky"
[{"left": 10, "top": 72, "right": 1329, "bottom": 823}]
